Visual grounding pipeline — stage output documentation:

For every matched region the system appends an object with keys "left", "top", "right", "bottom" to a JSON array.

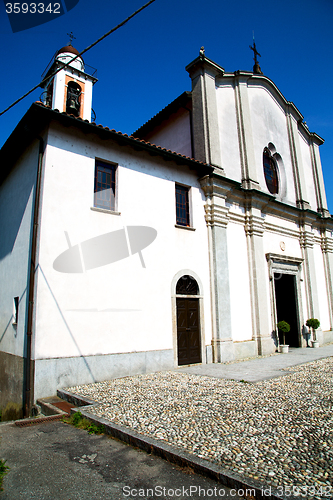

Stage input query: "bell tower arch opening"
[{"left": 66, "top": 80, "right": 82, "bottom": 117}]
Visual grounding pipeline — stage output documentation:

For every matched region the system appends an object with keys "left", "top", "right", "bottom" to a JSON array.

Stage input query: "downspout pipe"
[{"left": 24, "top": 136, "right": 44, "bottom": 418}]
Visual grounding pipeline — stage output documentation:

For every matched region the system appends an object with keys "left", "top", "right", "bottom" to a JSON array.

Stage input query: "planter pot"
[
  {"left": 279, "top": 345, "right": 289, "bottom": 353},
  {"left": 311, "top": 340, "right": 319, "bottom": 348}
]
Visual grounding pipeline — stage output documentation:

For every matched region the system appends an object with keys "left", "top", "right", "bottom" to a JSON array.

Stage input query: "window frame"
[
  {"left": 175, "top": 183, "right": 191, "bottom": 227},
  {"left": 263, "top": 147, "right": 279, "bottom": 195},
  {"left": 93, "top": 159, "right": 117, "bottom": 212},
  {"left": 13, "top": 296, "right": 19, "bottom": 325}
]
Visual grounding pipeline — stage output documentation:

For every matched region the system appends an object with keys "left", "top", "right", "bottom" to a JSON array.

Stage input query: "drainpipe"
[{"left": 24, "top": 136, "right": 44, "bottom": 418}]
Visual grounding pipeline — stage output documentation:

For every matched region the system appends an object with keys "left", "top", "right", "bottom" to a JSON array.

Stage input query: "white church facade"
[{"left": 0, "top": 45, "right": 332, "bottom": 418}]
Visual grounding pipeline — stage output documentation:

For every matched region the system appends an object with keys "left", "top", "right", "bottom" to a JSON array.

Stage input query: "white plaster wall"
[
  {"left": 248, "top": 86, "right": 296, "bottom": 205},
  {"left": 264, "top": 214, "right": 299, "bottom": 233},
  {"left": 216, "top": 83, "right": 242, "bottom": 182},
  {"left": 298, "top": 133, "right": 318, "bottom": 211},
  {"left": 227, "top": 222, "right": 252, "bottom": 341},
  {"left": 0, "top": 141, "right": 38, "bottom": 357},
  {"left": 263, "top": 228, "right": 302, "bottom": 259},
  {"left": 143, "top": 109, "right": 192, "bottom": 157},
  {"left": 34, "top": 124, "right": 212, "bottom": 361},
  {"left": 83, "top": 80, "right": 94, "bottom": 121},
  {"left": 52, "top": 71, "right": 66, "bottom": 112},
  {"left": 313, "top": 244, "right": 330, "bottom": 331},
  {"left": 56, "top": 53, "right": 84, "bottom": 72}
]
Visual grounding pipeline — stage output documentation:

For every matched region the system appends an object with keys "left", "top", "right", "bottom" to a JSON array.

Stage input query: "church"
[{"left": 1, "top": 43, "right": 332, "bottom": 418}]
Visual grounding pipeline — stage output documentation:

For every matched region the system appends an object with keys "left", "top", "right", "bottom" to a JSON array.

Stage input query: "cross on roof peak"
[
  {"left": 249, "top": 34, "right": 263, "bottom": 75},
  {"left": 67, "top": 32, "right": 76, "bottom": 46}
]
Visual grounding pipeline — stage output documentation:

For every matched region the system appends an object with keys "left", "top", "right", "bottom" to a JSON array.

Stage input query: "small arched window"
[
  {"left": 66, "top": 81, "right": 81, "bottom": 117},
  {"left": 263, "top": 147, "right": 279, "bottom": 195},
  {"left": 176, "top": 275, "right": 199, "bottom": 295}
]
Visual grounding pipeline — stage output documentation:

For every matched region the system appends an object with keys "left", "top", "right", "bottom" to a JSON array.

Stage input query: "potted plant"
[
  {"left": 277, "top": 320, "right": 290, "bottom": 353},
  {"left": 306, "top": 318, "right": 320, "bottom": 348}
]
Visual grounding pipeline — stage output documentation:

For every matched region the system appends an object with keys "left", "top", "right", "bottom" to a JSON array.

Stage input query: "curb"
[
  {"left": 57, "top": 389, "right": 290, "bottom": 500},
  {"left": 14, "top": 413, "right": 66, "bottom": 427}
]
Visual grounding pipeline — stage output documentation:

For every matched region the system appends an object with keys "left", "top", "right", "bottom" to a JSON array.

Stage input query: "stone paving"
[{"left": 67, "top": 356, "right": 333, "bottom": 499}]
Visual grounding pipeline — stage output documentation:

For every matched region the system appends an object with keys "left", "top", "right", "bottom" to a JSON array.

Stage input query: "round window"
[{"left": 263, "top": 148, "right": 279, "bottom": 194}]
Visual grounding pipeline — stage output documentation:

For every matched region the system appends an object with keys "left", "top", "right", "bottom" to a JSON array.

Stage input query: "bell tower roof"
[{"left": 56, "top": 45, "right": 80, "bottom": 57}]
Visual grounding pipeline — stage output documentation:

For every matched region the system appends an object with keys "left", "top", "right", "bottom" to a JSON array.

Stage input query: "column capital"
[
  {"left": 299, "top": 229, "right": 314, "bottom": 249},
  {"left": 321, "top": 236, "right": 333, "bottom": 254},
  {"left": 245, "top": 213, "right": 265, "bottom": 237},
  {"left": 200, "top": 175, "right": 234, "bottom": 199},
  {"left": 204, "top": 203, "right": 229, "bottom": 228}
]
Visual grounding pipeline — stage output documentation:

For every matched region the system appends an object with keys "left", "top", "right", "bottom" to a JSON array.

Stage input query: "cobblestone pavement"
[{"left": 67, "top": 357, "right": 333, "bottom": 500}]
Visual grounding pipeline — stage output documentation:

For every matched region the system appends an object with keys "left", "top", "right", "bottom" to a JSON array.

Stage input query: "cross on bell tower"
[
  {"left": 249, "top": 34, "right": 263, "bottom": 75},
  {"left": 67, "top": 31, "right": 76, "bottom": 46}
]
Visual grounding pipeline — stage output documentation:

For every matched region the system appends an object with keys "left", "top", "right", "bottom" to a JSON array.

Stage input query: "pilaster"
[
  {"left": 299, "top": 223, "right": 320, "bottom": 321},
  {"left": 310, "top": 140, "right": 330, "bottom": 217},
  {"left": 186, "top": 52, "right": 224, "bottom": 169},
  {"left": 234, "top": 74, "right": 260, "bottom": 190},
  {"left": 286, "top": 112, "right": 310, "bottom": 209},
  {"left": 244, "top": 198, "right": 274, "bottom": 355},
  {"left": 200, "top": 176, "right": 233, "bottom": 362},
  {"left": 321, "top": 230, "right": 333, "bottom": 330}
]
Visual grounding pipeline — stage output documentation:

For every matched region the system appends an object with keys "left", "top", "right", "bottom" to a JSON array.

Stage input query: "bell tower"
[{"left": 40, "top": 43, "right": 97, "bottom": 121}]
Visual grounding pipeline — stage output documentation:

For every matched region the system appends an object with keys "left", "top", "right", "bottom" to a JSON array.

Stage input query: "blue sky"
[{"left": 0, "top": 0, "right": 332, "bottom": 212}]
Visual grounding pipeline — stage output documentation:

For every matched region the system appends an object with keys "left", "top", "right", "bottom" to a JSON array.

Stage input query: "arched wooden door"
[{"left": 176, "top": 275, "right": 201, "bottom": 365}]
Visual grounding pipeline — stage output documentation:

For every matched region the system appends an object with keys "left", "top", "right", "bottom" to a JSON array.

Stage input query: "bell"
[
  {"left": 66, "top": 84, "right": 81, "bottom": 116},
  {"left": 66, "top": 94, "right": 80, "bottom": 116},
  {"left": 68, "top": 98, "right": 79, "bottom": 112}
]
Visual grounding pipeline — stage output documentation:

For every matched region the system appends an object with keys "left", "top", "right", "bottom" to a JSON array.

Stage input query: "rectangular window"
[
  {"left": 13, "top": 296, "right": 19, "bottom": 325},
  {"left": 175, "top": 184, "right": 190, "bottom": 226},
  {"left": 94, "top": 160, "right": 116, "bottom": 211}
]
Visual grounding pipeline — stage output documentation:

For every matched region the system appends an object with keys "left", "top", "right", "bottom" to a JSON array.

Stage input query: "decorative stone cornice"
[
  {"left": 317, "top": 207, "right": 331, "bottom": 219},
  {"left": 227, "top": 210, "right": 246, "bottom": 225},
  {"left": 266, "top": 253, "right": 303, "bottom": 265},
  {"left": 241, "top": 179, "right": 261, "bottom": 191},
  {"left": 266, "top": 253, "right": 303, "bottom": 280},
  {"left": 264, "top": 221, "right": 299, "bottom": 239}
]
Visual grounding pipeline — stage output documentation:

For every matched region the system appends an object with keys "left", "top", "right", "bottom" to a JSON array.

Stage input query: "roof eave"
[{"left": 0, "top": 103, "right": 213, "bottom": 184}]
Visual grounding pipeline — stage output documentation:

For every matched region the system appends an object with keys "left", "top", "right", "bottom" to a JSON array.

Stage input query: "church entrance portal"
[
  {"left": 175, "top": 275, "right": 202, "bottom": 365},
  {"left": 274, "top": 273, "right": 300, "bottom": 347}
]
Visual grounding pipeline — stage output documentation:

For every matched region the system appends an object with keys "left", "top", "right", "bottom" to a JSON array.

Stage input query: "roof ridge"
[{"left": 133, "top": 91, "right": 192, "bottom": 137}]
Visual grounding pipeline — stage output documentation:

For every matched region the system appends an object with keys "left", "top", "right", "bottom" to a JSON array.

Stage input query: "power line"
[{"left": 0, "top": 0, "right": 156, "bottom": 117}]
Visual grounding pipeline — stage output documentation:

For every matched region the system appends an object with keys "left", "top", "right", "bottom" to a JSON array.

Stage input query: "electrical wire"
[{"left": 0, "top": 0, "right": 156, "bottom": 117}]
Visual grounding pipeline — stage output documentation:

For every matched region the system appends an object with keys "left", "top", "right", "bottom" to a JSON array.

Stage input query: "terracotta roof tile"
[{"left": 33, "top": 101, "right": 212, "bottom": 170}]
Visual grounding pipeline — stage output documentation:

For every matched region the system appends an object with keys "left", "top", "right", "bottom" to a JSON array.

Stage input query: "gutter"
[{"left": 24, "top": 136, "right": 44, "bottom": 417}]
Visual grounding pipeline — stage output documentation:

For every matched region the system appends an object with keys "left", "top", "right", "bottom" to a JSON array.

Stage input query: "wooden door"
[{"left": 177, "top": 298, "right": 201, "bottom": 365}]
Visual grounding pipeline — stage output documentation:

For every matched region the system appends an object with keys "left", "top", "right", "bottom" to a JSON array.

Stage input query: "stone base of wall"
[
  {"left": 322, "top": 330, "right": 333, "bottom": 345},
  {"left": 34, "top": 349, "right": 174, "bottom": 401},
  {"left": 0, "top": 351, "right": 25, "bottom": 420},
  {"left": 205, "top": 345, "right": 213, "bottom": 363},
  {"left": 258, "top": 336, "right": 277, "bottom": 356},
  {"left": 234, "top": 340, "right": 258, "bottom": 360}
]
